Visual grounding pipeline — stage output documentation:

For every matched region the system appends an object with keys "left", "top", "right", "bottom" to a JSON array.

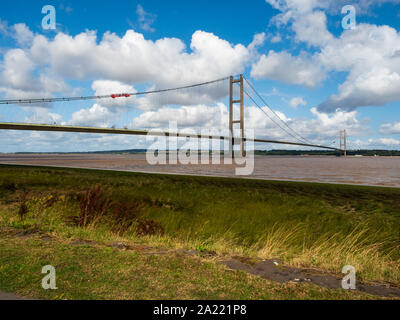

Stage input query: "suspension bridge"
[{"left": 0, "top": 75, "right": 344, "bottom": 155}]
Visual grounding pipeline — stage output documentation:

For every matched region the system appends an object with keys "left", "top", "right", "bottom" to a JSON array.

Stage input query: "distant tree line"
[{"left": 255, "top": 150, "right": 400, "bottom": 156}]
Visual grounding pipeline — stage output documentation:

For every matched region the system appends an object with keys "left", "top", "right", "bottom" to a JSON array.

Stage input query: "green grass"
[
  {"left": 0, "top": 233, "right": 378, "bottom": 300},
  {"left": 0, "top": 164, "right": 399, "bottom": 299}
]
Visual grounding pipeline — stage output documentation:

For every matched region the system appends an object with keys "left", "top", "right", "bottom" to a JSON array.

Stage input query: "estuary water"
[{"left": 1, "top": 154, "right": 399, "bottom": 187}]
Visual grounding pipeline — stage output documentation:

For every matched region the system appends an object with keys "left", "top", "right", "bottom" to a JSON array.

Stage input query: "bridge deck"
[{"left": 0, "top": 122, "right": 340, "bottom": 151}]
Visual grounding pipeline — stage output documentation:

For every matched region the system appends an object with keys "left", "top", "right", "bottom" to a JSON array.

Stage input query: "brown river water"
[{"left": 0, "top": 154, "right": 399, "bottom": 188}]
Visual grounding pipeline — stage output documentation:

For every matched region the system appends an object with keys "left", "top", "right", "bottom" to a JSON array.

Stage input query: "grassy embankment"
[{"left": 0, "top": 164, "right": 399, "bottom": 299}]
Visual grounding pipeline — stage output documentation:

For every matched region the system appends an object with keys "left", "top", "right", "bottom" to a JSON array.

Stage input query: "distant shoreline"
[{"left": 1, "top": 149, "right": 400, "bottom": 157}]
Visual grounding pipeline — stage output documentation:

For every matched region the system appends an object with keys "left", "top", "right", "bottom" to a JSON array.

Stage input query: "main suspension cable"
[
  {"left": 243, "top": 77, "right": 313, "bottom": 145},
  {"left": 0, "top": 76, "right": 231, "bottom": 105},
  {"left": 243, "top": 88, "right": 310, "bottom": 145}
]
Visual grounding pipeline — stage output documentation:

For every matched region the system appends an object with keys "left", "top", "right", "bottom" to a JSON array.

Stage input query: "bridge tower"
[
  {"left": 229, "top": 74, "right": 245, "bottom": 158},
  {"left": 340, "top": 129, "right": 347, "bottom": 157}
]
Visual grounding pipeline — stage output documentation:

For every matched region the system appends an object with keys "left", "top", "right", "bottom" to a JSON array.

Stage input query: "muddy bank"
[{"left": 223, "top": 259, "right": 400, "bottom": 298}]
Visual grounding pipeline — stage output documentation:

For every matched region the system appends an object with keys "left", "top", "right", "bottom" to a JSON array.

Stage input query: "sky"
[{"left": 1, "top": 0, "right": 400, "bottom": 152}]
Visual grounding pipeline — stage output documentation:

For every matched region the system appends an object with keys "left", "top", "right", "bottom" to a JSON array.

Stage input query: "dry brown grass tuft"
[
  {"left": 136, "top": 219, "right": 164, "bottom": 236},
  {"left": 18, "top": 191, "right": 29, "bottom": 221},
  {"left": 110, "top": 202, "right": 143, "bottom": 235},
  {"left": 70, "top": 185, "right": 112, "bottom": 227}
]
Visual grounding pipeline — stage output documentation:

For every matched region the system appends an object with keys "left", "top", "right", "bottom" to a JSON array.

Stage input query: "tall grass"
[
  {"left": 254, "top": 222, "right": 400, "bottom": 283},
  {"left": 148, "top": 214, "right": 400, "bottom": 283}
]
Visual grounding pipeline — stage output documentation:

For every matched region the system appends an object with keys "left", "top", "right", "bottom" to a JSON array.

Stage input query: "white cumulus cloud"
[
  {"left": 251, "top": 50, "right": 325, "bottom": 87},
  {"left": 380, "top": 119, "right": 400, "bottom": 135},
  {"left": 289, "top": 97, "right": 307, "bottom": 109},
  {"left": 259, "top": 0, "right": 400, "bottom": 113}
]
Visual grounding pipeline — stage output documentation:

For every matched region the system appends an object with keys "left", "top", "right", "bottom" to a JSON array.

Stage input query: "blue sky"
[{"left": 1, "top": 0, "right": 400, "bottom": 152}]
